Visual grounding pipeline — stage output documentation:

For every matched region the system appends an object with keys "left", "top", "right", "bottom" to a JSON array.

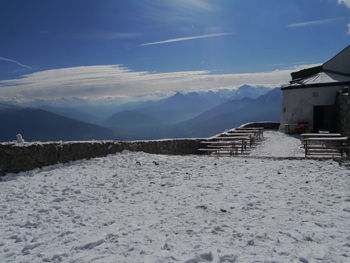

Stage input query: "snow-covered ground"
[
  {"left": 1, "top": 148, "right": 350, "bottom": 262},
  {"left": 250, "top": 130, "right": 305, "bottom": 157}
]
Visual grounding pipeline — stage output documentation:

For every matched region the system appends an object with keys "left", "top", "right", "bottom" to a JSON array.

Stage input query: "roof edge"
[
  {"left": 291, "top": 65, "right": 323, "bottom": 81},
  {"left": 290, "top": 45, "right": 350, "bottom": 81},
  {"left": 323, "top": 45, "right": 350, "bottom": 67},
  {"left": 281, "top": 81, "right": 350, "bottom": 90}
]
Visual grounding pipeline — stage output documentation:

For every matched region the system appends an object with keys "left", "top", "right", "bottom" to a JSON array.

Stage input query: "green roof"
[{"left": 290, "top": 66, "right": 323, "bottom": 81}]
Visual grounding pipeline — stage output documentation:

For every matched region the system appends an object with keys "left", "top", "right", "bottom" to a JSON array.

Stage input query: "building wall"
[
  {"left": 336, "top": 90, "right": 350, "bottom": 136},
  {"left": 280, "top": 85, "right": 345, "bottom": 132}
]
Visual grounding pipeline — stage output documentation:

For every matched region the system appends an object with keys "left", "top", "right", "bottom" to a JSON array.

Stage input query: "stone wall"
[
  {"left": 336, "top": 90, "right": 350, "bottom": 137},
  {"left": 0, "top": 121, "right": 280, "bottom": 176},
  {"left": 0, "top": 139, "right": 203, "bottom": 176},
  {"left": 240, "top": 121, "right": 280, "bottom": 130}
]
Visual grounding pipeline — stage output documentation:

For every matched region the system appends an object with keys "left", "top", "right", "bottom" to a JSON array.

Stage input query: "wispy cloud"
[
  {"left": 141, "top": 0, "right": 217, "bottom": 27},
  {"left": 58, "top": 32, "right": 141, "bottom": 41},
  {"left": 171, "top": 0, "right": 216, "bottom": 12},
  {"left": 0, "top": 57, "right": 32, "bottom": 70},
  {"left": 288, "top": 17, "right": 345, "bottom": 27},
  {"left": 91, "top": 32, "right": 141, "bottom": 40},
  {"left": 348, "top": 23, "right": 350, "bottom": 33},
  {"left": 140, "top": 33, "right": 232, "bottom": 46},
  {"left": 338, "top": 0, "right": 350, "bottom": 9},
  {"left": 0, "top": 64, "right": 319, "bottom": 101}
]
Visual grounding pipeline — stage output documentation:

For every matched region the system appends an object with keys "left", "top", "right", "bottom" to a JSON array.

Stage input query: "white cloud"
[
  {"left": 338, "top": 0, "right": 350, "bottom": 8},
  {"left": 288, "top": 17, "right": 345, "bottom": 27},
  {"left": 140, "top": 33, "right": 232, "bottom": 46},
  {"left": 348, "top": 23, "right": 350, "bottom": 33},
  {"left": 0, "top": 64, "right": 320, "bottom": 101},
  {"left": 0, "top": 57, "right": 32, "bottom": 70}
]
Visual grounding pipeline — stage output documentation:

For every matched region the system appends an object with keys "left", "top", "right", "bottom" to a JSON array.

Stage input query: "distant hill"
[
  {"left": 38, "top": 105, "right": 101, "bottom": 124},
  {"left": 105, "top": 110, "right": 161, "bottom": 128},
  {"left": 0, "top": 102, "right": 19, "bottom": 111},
  {"left": 101, "top": 85, "right": 272, "bottom": 139},
  {"left": 131, "top": 86, "right": 271, "bottom": 124},
  {"left": 103, "top": 110, "right": 165, "bottom": 140},
  {"left": 229, "top": 85, "right": 270, "bottom": 100},
  {"left": 171, "top": 88, "right": 282, "bottom": 137},
  {"left": 132, "top": 91, "right": 229, "bottom": 124},
  {"left": 0, "top": 86, "right": 277, "bottom": 141},
  {"left": 102, "top": 87, "right": 281, "bottom": 140},
  {"left": 0, "top": 107, "right": 115, "bottom": 142}
]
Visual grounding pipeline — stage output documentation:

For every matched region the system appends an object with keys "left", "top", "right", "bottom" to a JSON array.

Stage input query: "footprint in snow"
[
  {"left": 219, "top": 254, "right": 238, "bottom": 263},
  {"left": 184, "top": 252, "right": 213, "bottom": 263}
]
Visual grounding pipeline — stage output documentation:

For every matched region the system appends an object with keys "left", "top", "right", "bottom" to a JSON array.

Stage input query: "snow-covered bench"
[
  {"left": 199, "top": 137, "right": 250, "bottom": 155},
  {"left": 235, "top": 127, "right": 264, "bottom": 139},
  {"left": 228, "top": 128, "right": 263, "bottom": 140},
  {"left": 302, "top": 137, "right": 348, "bottom": 157},
  {"left": 301, "top": 133, "right": 342, "bottom": 138}
]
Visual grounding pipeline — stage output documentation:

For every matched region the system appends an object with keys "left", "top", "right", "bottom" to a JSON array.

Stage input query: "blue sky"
[{"left": 0, "top": 0, "right": 349, "bottom": 100}]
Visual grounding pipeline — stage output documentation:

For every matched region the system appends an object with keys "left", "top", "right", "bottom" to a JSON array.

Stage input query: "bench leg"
[{"left": 305, "top": 141, "right": 308, "bottom": 158}]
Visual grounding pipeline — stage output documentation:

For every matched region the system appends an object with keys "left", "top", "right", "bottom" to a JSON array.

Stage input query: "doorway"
[{"left": 313, "top": 105, "right": 336, "bottom": 132}]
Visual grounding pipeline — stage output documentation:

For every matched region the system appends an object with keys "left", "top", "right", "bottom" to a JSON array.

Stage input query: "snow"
[
  {"left": 250, "top": 130, "right": 305, "bottom": 157},
  {"left": 15, "top": 134, "right": 24, "bottom": 145},
  {"left": 1, "top": 145, "right": 350, "bottom": 262},
  {"left": 295, "top": 71, "right": 350, "bottom": 85}
]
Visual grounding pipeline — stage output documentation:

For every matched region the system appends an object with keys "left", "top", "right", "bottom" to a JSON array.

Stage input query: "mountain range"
[
  {"left": 0, "top": 85, "right": 281, "bottom": 141},
  {"left": 172, "top": 88, "right": 282, "bottom": 137}
]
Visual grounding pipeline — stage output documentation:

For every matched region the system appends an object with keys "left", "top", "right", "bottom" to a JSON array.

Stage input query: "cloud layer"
[{"left": 0, "top": 64, "right": 320, "bottom": 101}]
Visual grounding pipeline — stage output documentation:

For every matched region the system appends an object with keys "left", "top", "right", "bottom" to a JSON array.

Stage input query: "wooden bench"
[
  {"left": 201, "top": 139, "right": 248, "bottom": 153},
  {"left": 211, "top": 135, "right": 254, "bottom": 147},
  {"left": 200, "top": 136, "right": 250, "bottom": 155},
  {"left": 301, "top": 133, "right": 342, "bottom": 138},
  {"left": 302, "top": 137, "right": 348, "bottom": 157},
  {"left": 226, "top": 130, "right": 260, "bottom": 140},
  {"left": 198, "top": 148, "right": 248, "bottom": 156},
  {"left": 236, "top": 127, "right": 264, "bottom": 139}
]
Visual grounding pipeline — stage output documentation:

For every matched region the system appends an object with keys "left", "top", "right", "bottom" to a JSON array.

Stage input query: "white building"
[{"left": 280, "top": 45, "right": 350, "bottom": 133}]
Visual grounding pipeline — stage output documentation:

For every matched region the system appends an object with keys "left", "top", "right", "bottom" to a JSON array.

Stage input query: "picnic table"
[
  {"left": 302, "top": 136, "right": 348, "bottom": 157},
  {"left": 236, "top": 128, "right": 264, "bottom": 139},
  {"left": 228, "top": 128, "right": 262, "bottom": 140},
  {"left": 216, "top": 134, "right": 255, "bottom": 146},
  {"left": 200, "top": 137, "right": 249, "bottom": 155},
  {"left": 199, "top": 127, "right": 264, "bottom": 156},
  {"left": 301, "top": 133, "right": 342, "bottom": 138}
]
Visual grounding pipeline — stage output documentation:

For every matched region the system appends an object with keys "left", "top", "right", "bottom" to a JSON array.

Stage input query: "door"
[{"left": 313, "top": 105, "right": 336, "bottom": 132}]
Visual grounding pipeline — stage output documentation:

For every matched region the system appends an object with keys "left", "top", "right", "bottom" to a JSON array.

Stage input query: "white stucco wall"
[{"left": 279, "top": 85, "right": 346, "bottom": 132}]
